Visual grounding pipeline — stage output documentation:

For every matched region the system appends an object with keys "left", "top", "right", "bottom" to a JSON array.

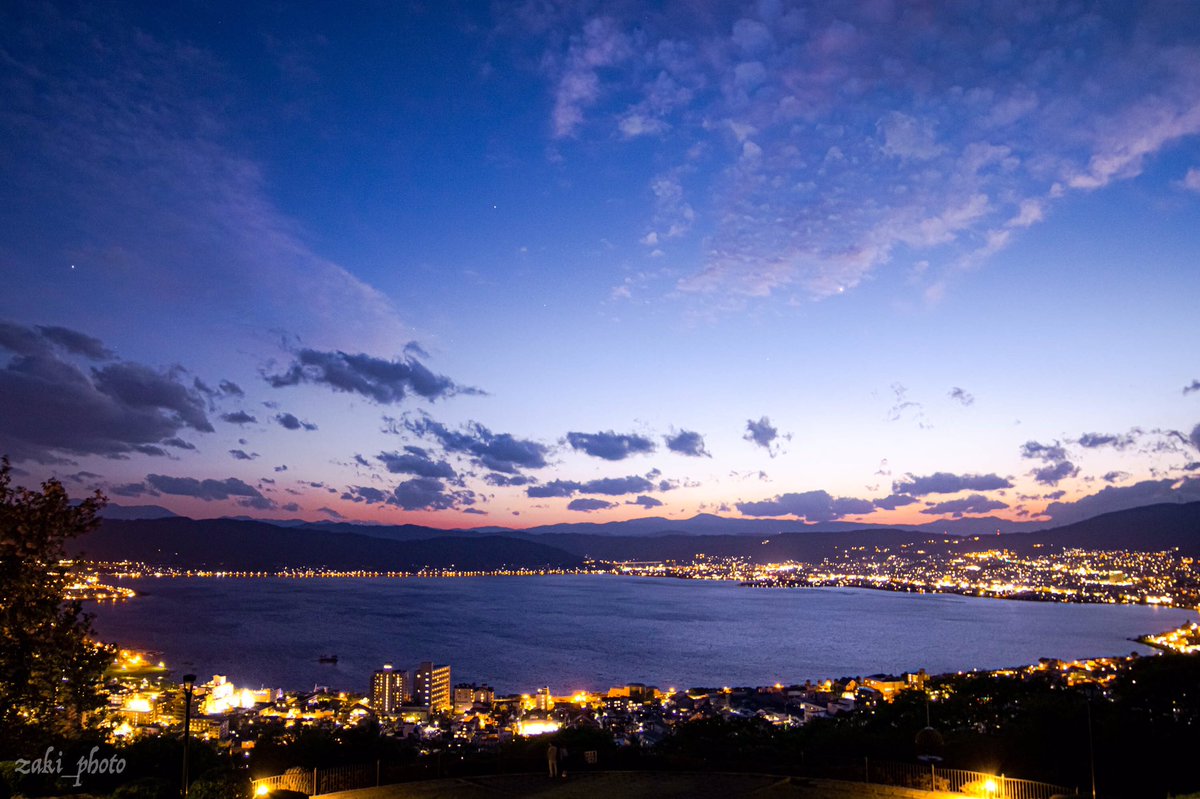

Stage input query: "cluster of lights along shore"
[
  {"left": 98, "top": 620, "right": 1198, "bottom": 757},
  {"left": 74, "top": 539, "right": 1200, "bottom": 607}
]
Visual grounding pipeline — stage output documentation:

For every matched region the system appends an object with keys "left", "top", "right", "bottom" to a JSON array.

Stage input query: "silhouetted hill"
[
  {"left": 471, "top": 513, "right": 1038, "bottom": 537},
  {"left": 1031, "top": 501, "right": 1200, "bottom": 555},
  {"left": 75, "top": 517, "right": 584, "bottom": 571},
  {"left": 75, "top": 502, "right": 1200, "bottom": 568},
  {"left": 98, "top": 503, "right": 180, "bottom": 520}
]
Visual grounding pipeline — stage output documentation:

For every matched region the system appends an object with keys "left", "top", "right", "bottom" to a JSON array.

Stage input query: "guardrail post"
[{"left": 313, "top": 767, "right": 318, "bottom": 796}]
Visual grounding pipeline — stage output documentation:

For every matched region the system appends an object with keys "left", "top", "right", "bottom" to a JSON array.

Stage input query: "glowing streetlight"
[{"left": 180, "top": 674, "right": 197, "bottom": 798}]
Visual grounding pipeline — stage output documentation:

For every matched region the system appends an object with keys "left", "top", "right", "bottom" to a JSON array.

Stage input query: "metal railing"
[
  {"left": 251, "top": 763, "right": 378, "bottom": 796},
  {"left": 862, "top": 759, "right": 1075, "bottom": 798},
  {"left": 252, "top": 759, "right": 1075, "bottom": 798}
]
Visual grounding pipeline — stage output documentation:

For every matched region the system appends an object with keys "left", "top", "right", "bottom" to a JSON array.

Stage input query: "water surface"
[{"left": 88, "top": 575, "right": 1193, "bottom": 694}]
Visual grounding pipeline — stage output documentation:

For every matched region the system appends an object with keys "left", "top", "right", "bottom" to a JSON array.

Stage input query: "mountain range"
[{"left": 75, "top": 501, "right": 1200, "bottom": 570}]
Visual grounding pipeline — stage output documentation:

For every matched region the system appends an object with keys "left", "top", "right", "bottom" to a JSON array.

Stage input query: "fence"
[
  {"left": 252, "top": 758, "right": 1075, "bottom": 798},
  {"left": 251, "top": 763, "right": 378, "bottom": 796},
  {"left": 861, "top": 759, "right": 1075, "bottom": 798}
]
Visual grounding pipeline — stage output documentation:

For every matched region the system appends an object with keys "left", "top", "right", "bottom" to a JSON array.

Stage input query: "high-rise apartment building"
[
  {"left": 371, "top": 664, "right": 409, "bottom": 714},
  {"left": 414, "top": 661, "right": 451, "bottom": 712}
]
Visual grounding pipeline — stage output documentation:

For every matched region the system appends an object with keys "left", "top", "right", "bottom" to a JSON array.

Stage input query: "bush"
[
  {"left": 187, "top": 767, "right": 251, "bottom": 799},
  {"left": 111, "top": 777, "right": 174, "bottom": 799}
]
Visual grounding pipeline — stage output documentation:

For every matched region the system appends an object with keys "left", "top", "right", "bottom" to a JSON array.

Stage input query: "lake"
[{"left": 88, "top": 575, "right": 1194, "bottom": 694}]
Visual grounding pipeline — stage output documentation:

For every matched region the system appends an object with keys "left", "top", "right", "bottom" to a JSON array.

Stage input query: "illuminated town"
[
  {"left": 612, "top": 544, "right": 1200, "bottom": 606},
  {"left": 83, "top": 540, "right": 1200, "bottom": 608},
  {"left": 99, "top": 614, "right": 1198, "bottom": 764}
]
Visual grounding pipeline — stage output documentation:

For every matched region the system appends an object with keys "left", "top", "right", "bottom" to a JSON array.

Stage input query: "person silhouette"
[{"left": 546, "top": 743, "right": 558, "bottom": 778}]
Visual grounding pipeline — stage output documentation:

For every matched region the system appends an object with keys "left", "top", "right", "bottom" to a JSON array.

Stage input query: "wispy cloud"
[
  {"left": 0, "top": 7, "right": 407, "bottom": 351},
  {"left": 526, "top": 5, "right": 1200, "bottom": 305}
]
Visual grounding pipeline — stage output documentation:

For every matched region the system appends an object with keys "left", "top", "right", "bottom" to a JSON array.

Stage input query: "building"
[
  {"left": 414, "top": 662, "right": 451, "bottom": 713},
  {"left": 453, "top": 683, "right": 495, "bottom": 713},
  {"left": 453, "top": 684, "right": 475, "bottom": 714},
  {"left": 473, "top": 684, "right": 495, "bottom": 707},
  {"left": 371, "top": 664, "right": 409, "bottom": 715}
]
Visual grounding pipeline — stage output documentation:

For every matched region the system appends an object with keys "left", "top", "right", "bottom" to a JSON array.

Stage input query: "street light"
[{"left": 181, "top": 674, "right": 197, "bottom": 798}]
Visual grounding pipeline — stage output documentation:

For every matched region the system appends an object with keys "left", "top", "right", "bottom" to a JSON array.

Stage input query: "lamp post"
[
  {"left": 181, "top": 674, "right": 197, "bottom": 798},
  {"left": 1080, "top": 684, "right": 1099, "bottom": 799},
  {"left": 1085, "top": 694, "right": 1097, "bottom": 799}
]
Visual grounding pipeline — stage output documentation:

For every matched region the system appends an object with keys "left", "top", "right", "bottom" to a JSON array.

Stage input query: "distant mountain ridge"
[
  {"left": 79, "top": 501, "right": 1200, "bottom": 568},
  {"left": 73, "top": 517, "right": 584, "bottom": 571}
]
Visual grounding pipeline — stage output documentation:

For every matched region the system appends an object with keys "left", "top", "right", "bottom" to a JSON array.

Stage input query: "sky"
[{"left": 1, "top": 0, "right": 1199, "bottom": 530}]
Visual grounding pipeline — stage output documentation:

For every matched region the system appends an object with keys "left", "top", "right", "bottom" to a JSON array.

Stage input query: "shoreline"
[
  {"left": 87, "top": 562, "right": 1196, "bottom": 612},
  {"left": 84, "top": 574, "right": 1195, "bottom": 698}
]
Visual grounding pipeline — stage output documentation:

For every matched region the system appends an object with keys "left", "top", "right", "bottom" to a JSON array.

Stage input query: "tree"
[{"left": 0, "top": 456, "right": 113, "bottom": 751}]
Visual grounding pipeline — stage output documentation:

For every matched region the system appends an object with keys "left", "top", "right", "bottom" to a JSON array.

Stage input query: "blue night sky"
[{"left": 2, "top": 1, "right": 1198, "bottom": 528}]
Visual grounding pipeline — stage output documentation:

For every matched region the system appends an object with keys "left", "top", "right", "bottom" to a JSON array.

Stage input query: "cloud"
[
  {"left": 146, "top": 473, "right": 264, "bottom": 502},
  {"left": 0, "top": 10, "right": 408, "bottom": 352},
  {"left": 377, "top": 447, "right": 457, "bottom": 479},
  {"left": 887, "top": 383, "right": 929, "bottom": 428},
  {"left": 1180, "top": 168, "right": 1200, "bottom": 192},
  {"left": 948, "top": 387, "right": 975, "bottom": 406},
  {"left": 35, "top": 326, "right": 114, "bottom": 360},
  {"left": 218, "top": 380, "right": 244, "bottom": 397},
  {"left": 275, "top": 412, "right": 317, "bottom": 431},
  {"left": 664, "top": 429, "right": 710, "bottom": 457},
  {"left": 109, "top": 482, "right": 152, "bottom": 498},
  {"left": 387, "top": 477, "right": 475, "bottom": 511},
  {"left": 267, "top": 348, "right": 475, "bottom": 405},
  {"left": 920, "top": 494, "right": 1009, "bottom": 517},
  {"left": 551, "top": 17, "right": 632, "bottom": 138},
  {"left": 873, "top": 494, "right": 919, "bottom": 510},
  {"left": 1021, "top": 439, "right": 1079, "bottom": 486},
  {"left": 342, "top": 485, "right": 389, "bottom": 504},
  {"left": 892, "top": 471, "right": 1012, "bottom": 496},
  {"left": 405, "top": 416, "right": 548, "bottom": 474},
  {"left": 566, "top": 497, "right": 617, "bottom": 512},
  {"left": 484, "top": 472, "right": 535, "bottom": 487},
  {"left": 1077, "top": 430, "right": 1140, "bottom": 450},
  {"left": 566, "top": 430, "right": 655, "bottom": 461},
  {"left": 1021, "top": 440, "right": 1068, "bottom": 462},
  {"left": 228, "top": 449, "right": 257, "bottom": 461},
  {"left": 239, "top": 496, "right": 278, "bottom": 511},
  {"left": 1192, "top": 423, "right": 1200, "bottom": 452},
  {"left": 220, "top": 411, "right": 258, "bottom": 425},
  {"left": 318, "top": 507, "right": 345, "bottom": 520},
  {"left": 1032, "top": 460, "right": 1080, "bottom": 486},
  {"left": 0, "top": 321, "right": 217, "bottom": 462},
  {"left": 629, "top": 495, "right": 663, "bottom": 509},
  {"left": 527, "top": 474, "right": 656, "bottom": 498},
  {"left": 521, "top": 5, "right": 1200, "bottom": 306},
  {"left": 879, "top": 111, "right": 944, "bottom": 161},
  {"left": 737, "top": 490, "right": 873, "bottom": 522},
  {"left": 90, "top": 362, "right": 213, "bottom": 432},
  {"left": 743, "top": 416, "right": 788, "bottom": 456},
  {"left": 1183, "top": 379, "right": 1200, "bottom": 395}
]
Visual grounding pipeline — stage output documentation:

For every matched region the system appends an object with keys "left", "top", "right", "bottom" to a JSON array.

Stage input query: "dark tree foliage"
[
  {"left": 0, "top": 456, "right": 113, "bottom": 752},
  {"left": 187, "top": 767, "right": 251, "bottom": 799}
]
